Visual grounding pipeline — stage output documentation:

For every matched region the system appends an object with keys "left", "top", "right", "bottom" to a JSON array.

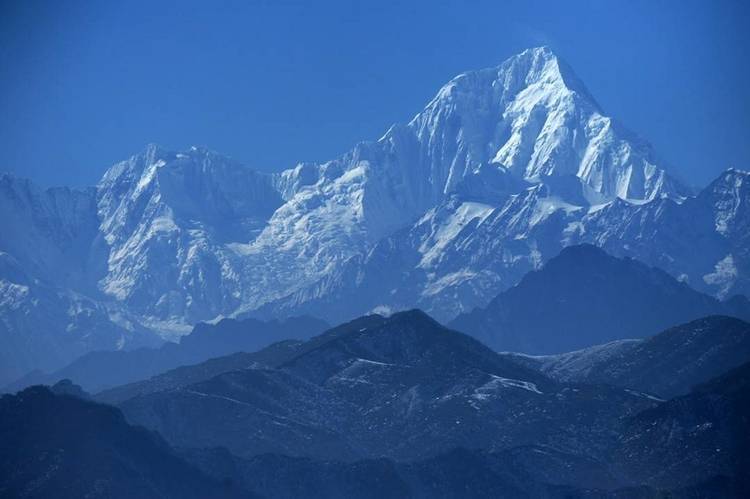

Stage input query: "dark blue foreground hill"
[
  {"left": 616, "top": 360, "right": 750, "bottom": 494},
  {"left": 0, "top": 383, "right": 251, "bottom": 499},
  {"left": 450, "top": 244, "right": 750, "bottom": 354}
]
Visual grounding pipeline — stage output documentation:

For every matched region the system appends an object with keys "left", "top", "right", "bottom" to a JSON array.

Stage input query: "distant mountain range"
[{"left": 2, "top": 46, "right": 749, "bottom": 384}]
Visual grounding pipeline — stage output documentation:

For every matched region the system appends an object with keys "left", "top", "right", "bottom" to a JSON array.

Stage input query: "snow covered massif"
[{"left": 1, "top": 47, "right": 748, "bottom": 382}]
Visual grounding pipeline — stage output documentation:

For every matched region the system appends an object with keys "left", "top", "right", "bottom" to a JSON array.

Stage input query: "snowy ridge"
[{"left": 473, "top": 373, "right": 543, "bottom": 399}]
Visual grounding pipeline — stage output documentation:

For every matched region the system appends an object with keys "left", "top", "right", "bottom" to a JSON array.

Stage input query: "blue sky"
[{"left": 1, "top": 0, "right": 748, "bottom": 188}]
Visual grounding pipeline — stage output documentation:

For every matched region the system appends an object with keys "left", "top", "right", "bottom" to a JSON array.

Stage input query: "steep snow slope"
[
  {"left": 0, "top": 174, "right": 158, "bottom": 384},
  {"left": 96, "top": 144, "right": 282, "bottom": 330},
  {"left": 0, "top": 173, "right": 103, "bottom": 290},
  {"left": 403, "top": 46, "right": 685, "bottom": 202}
]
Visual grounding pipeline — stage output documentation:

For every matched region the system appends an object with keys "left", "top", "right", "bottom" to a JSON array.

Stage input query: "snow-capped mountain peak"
[
  {"left": 403, "top": 46, "right": 683, "bottom": 203},
  {"left": 1, "top": 47, "right": 746, "bottom": 384}
]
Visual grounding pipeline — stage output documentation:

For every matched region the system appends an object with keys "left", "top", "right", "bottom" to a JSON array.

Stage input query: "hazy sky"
[{"left": 1, "top": 0, "right": 748, "bottom": 188}]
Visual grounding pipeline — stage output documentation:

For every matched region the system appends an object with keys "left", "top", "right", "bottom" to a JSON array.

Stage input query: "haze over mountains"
[
  {"left": 9, "top": 243, "right": 748, "bottom": 396},
  {"left": 4, "top": 316, "right": 328, "bottom": 394},
  {"left": 1, "top": 47, "right": 749, "bottom": 385}
]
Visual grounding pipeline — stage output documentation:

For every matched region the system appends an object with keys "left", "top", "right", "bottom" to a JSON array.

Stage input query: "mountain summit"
[{"left": 403, "top": 46, "right": 684, "bottom": 203}]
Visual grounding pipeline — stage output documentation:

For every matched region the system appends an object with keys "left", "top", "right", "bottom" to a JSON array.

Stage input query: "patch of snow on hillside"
[{"left": 473, "top": 373, "right": 542, "bottom": 400}]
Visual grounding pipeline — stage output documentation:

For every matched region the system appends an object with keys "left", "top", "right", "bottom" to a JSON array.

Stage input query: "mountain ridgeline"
[
  {"left": 117, "top": 310, "right": 750, "bottom": 495},
  {"left": 450, "top": 244, "right": 750, "bottom": 354},
  {"left": 1, "top": 47, "right": 749, "bottom": 384},
  {"left": 3, "top": 315, "right": 328, "bottom": 394}
]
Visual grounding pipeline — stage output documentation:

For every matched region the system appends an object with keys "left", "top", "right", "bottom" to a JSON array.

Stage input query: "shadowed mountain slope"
[
  {"left": 0, "top": 383, "right": 251, "bottom": 499},
  {"left": 450, "top": 245, "right": 750, "bottom": 354}
]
